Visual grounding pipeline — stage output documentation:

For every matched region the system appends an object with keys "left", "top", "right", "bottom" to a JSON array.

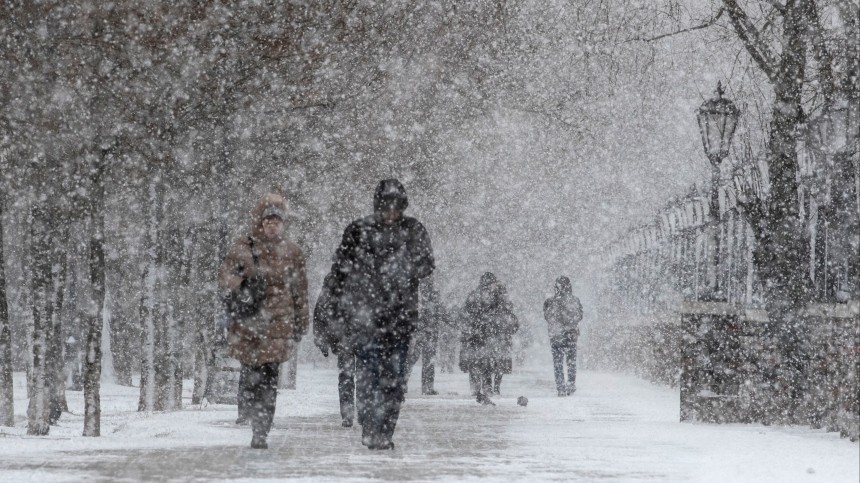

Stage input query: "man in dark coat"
[
  {"left": 543, "top": 276, "right": 583, "bottom": 396},
  {"left": 330, "top": 179, "right": 435, "bottom": 450},
  {"left": 313, "top": 272, "right": 356, "bottom": 427},
  {"left": 407, "top": 279, "right": 449, "bottom": 395},
  {"left": 461, "top": 272, "right": 518, "bottom": 404}
]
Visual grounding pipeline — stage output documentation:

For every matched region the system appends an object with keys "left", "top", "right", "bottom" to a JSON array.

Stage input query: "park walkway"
[{"left": 1, "top": 367, "right": 857, "bottom": 482}]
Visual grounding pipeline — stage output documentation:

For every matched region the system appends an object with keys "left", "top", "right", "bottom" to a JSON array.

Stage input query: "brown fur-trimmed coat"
[{"left": 218, "top": 194, "right": 309, "bottom": 366}]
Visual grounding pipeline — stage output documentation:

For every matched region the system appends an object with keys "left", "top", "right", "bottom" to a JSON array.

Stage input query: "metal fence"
[{"left": 588, "top": 105, "right": 859, "bottom": 439}]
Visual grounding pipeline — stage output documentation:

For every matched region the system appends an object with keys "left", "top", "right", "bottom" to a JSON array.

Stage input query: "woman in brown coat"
[{"left": 218, "top": 193, "right": 309, "bottom": 449}]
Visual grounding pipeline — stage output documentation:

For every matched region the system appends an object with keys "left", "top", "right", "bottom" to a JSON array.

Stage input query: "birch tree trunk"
[{"left": 0, "top": 193, "right": 13, "bottom": 427}]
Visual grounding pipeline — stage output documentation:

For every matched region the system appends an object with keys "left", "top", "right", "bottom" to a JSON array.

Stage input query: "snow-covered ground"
[{"left": 1, "top": 365, "right": 857, "bottom": 482}]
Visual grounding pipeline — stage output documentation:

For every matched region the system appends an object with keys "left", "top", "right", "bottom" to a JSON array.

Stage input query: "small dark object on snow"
[
  {"left": 476, "top": 393, "right": 496, "bottom": 406},
  {"left": 342, "top": 419, "right": 353, "bottom": 428},
  {"left": 235, "top": 416, "right": 249, "bottom": 426},
  {"left": 517, "top": 396, "right": 528, "bottom": 407}
]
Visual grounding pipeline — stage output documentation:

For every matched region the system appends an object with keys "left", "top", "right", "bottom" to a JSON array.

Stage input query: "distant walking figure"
[
  {"left": 329, "top": 179, "right": 435, "bottom": 450},
  {"left": 313, "top": 272, "right": 356, "bottom": 427},
  {"left": 543, "top": 276, "right": 582, "bottom": 396},
  {"left": 219, "top": 193, "right": 309, "bottom": 449},
  {"left": 461, "top": 272, "right": 518, "bottom": 404}
]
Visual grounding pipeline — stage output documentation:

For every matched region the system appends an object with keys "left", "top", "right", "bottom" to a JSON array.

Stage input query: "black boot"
[
  {"left": 250, "top": 435, "right": 268, "bottom": 449},
  {"left": 476, "top": 392, "right": 496, "bottom": 406}
]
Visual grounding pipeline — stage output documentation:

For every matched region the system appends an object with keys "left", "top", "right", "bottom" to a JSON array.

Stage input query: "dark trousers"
[
  {"left": 238, "top": 363, "right": 280, "bottom": 439},
  {"left": 354, "top": 334, "right": 411, "bottom": 444},
  {"left": 337, "top": 351, "right": 356, "bottom": 423},
  {"left": 407, "top": 330, "right": 437, "bottom": 393},
  {"left": 551, "top": 341, "right": 577, "bottom": 392},
  {"left": 469, "top": 368, "right": 491, "bottom": 396}
]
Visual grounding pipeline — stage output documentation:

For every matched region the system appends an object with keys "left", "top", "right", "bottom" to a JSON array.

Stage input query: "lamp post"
[{"left": 697, "top": 82, "right": 740, "bottom": 301}]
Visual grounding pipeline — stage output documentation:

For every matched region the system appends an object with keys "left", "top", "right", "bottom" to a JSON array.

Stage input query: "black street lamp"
[{"left": 697, "top": 82, "right": 740, "bottom": 301}]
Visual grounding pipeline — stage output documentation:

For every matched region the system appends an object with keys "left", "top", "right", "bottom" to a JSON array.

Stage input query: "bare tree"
[
  {"left": 0, "top": 188, "right": 12, "bottom": 427},
  {"left": 83, "top": 149, "right": 107, "bottom": 436}
]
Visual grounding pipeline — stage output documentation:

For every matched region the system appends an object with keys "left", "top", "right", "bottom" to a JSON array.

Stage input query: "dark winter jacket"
[
  {"left": 460, "top": 273, "right": 519, "bottom": 374},
  {"left": 218, "top": 194, "right": 309, "bottom": 365},
  {"left": 543, "top": 276, "right": 582, "bottom": 347},
  {"left": 330, "top": 180, "right": 435, "bottom": 346}
]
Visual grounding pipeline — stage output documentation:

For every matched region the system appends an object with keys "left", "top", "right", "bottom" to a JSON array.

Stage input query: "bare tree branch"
[
  {"left": 626, "top": 8, "right": 724, "bottom": 43},
  {"left": 805, "top": 0, "right": 836, "bottom": 108},
  {"left": 761, "top": 0, "right": 787, "bottom": 14},
  {"left": 722, "top": 0, "right": 780, "bottom": 83}
]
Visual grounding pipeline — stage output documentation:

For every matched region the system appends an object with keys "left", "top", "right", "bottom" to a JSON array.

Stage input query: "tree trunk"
[
  {"left": 152, "top": 224, "right": 171, "bottom": 411},
  {"left": 158, "top": 227, "right": 188, "bottom": 411},
  {"left": 106, "top": 256, "right": 134, "bottom": 387},
  {"left": 27, "top": 205, "right": 53, "bottom": 435},
  {"left": 108, "top": 295, "right": 134, "bottom": 387},
  {"left": 138, "top": 171, "right": 173, "bottom": 411},
  {"left": 745, "top": 1, "right": 813, "bottom": 423},
  {"left": 193, "top": 227, "right": 218, "bottom": 405},
  {"left": 83, "top": 150, "right": 107, "bottom": 437},
  {"left": 198, "top": 123, "right": 233, "bottom": 404},
  {"left": 0, "top": 193, "right": 13, "bottom": 427},
  {"left": 47, "top": 229, "right": 68, "bottom": 425}
]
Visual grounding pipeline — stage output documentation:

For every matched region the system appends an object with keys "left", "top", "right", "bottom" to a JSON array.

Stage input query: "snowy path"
[{"left": 1, "top": 367, "right": 857, "bottom": 482}]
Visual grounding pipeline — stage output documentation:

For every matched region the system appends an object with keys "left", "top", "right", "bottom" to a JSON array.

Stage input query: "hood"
[
  {"left": 479, "top": 272, "right": 497, "bottom": 288},
  {"left": 554, "top": 276, "right": 572, "bottom": 296},
  {"left": 373, "top": 178, "right": 409, "bottom": 213},
  {"left": 250, "top": 193, "right": 288, "bottom": 240}
]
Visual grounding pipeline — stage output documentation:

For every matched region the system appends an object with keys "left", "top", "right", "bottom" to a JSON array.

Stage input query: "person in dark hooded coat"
[
  {"left": 491, "top": 284, "right": 518, "bottom": 395},
  {"left": 329, "top": 179, "right": 435, "bottom": 450},
  {"left": 543, "top": 276, "right": 583, "bottom": 396},
  {"left": 460, "top": 272, "right": 518, "bottom": 403},
  {"left": 313, "top": 272, "right": 356, "bottom": 427}
]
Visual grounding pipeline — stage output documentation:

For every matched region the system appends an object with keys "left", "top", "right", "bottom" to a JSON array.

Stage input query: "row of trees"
[
  {"left": 0, "top": 1, "right": 527, "bottom": 436},
  {"left": 0, "top": 0, "right": 675, "bottom": 436}
]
